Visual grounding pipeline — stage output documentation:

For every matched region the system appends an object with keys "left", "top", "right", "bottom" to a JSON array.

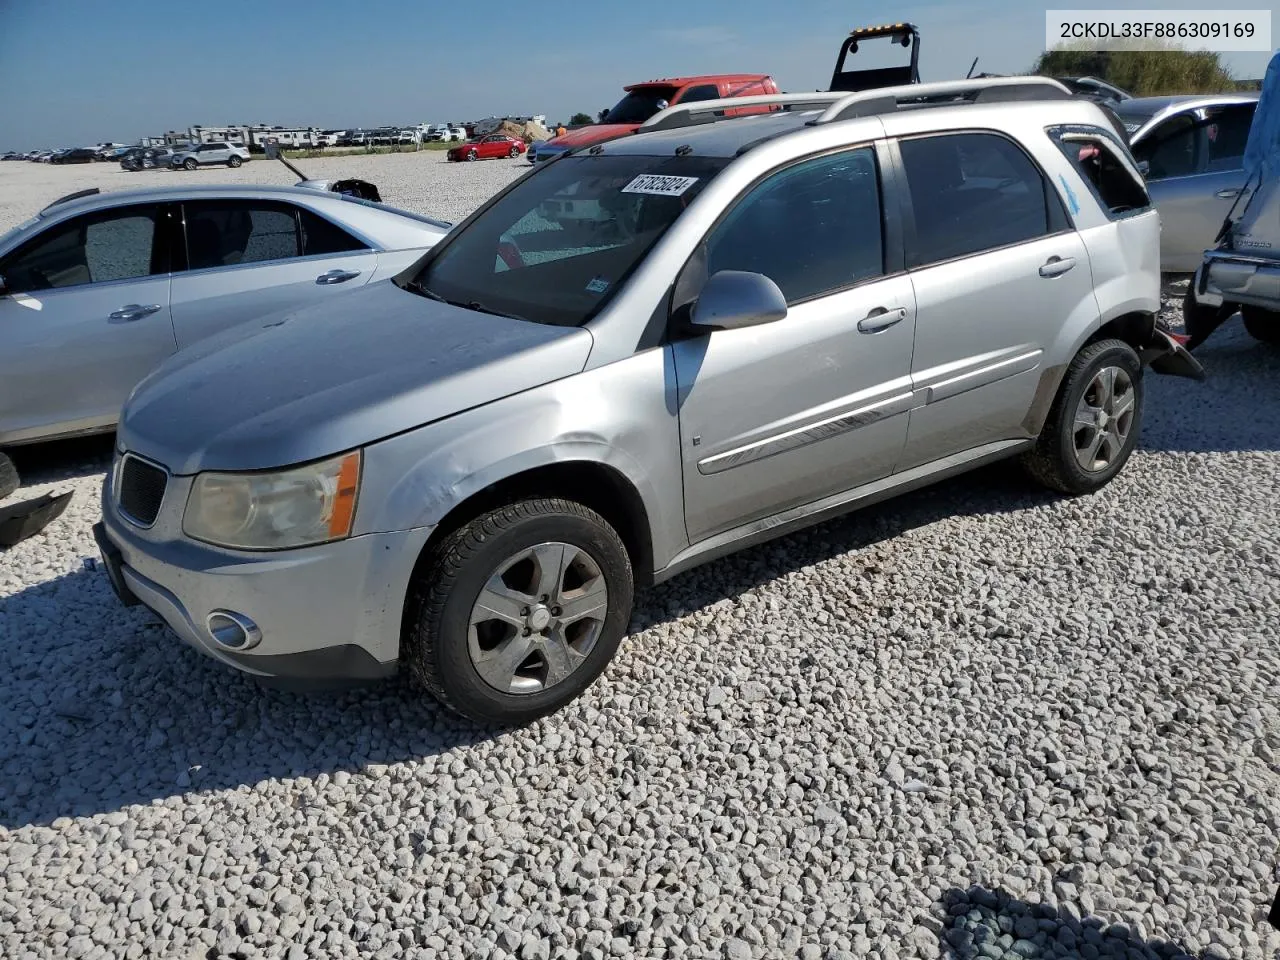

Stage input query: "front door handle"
[
  {"left": 316, "top": 268, "right": 361, "bottom": 285},
  {"left": 1039, "top": 256, "right": 1076, "bottom": 278},
  {"left": 1216, "top": 188, "right": 1243, "bottom": 199},
  {"left": 108, "top": 304, "right": 162, "bottom": 322},
  {"left": 857, "top": 306, "right": 907, "bottom": 334}
]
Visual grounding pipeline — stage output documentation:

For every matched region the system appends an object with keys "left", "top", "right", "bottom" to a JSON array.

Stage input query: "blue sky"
[{"left": 0, "top": 0, "right": 1273, "bottom": 150}]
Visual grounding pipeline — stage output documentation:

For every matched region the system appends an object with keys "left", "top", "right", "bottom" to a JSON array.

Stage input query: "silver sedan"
[{"left": 0, "top": 184, "right": 450, "bottom": 446}]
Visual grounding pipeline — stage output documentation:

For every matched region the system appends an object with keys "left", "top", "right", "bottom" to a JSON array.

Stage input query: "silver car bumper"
[
  {"left": 1194, "top": 250, "right": 1280, "bottom": 311},
  {"left": 96, "top": 476, "right": 432, "bottom": 684}
]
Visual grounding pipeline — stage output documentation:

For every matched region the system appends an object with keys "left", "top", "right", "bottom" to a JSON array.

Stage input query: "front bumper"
[
  {"left": 1194, "top": 250, "right": 1280, "bottom": 311},
  {"left": 95, "top": 470, "right": 433, "bottom": 684}
]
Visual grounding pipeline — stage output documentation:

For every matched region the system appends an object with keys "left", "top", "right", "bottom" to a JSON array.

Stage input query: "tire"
[
  {"left": 1182, "top": 287, "right": 1231, "bottom": 351},
  {"left": 1241, "top": 305, "right": 1280, "bottom": 344},
  {"left": 466, "top": 150, "right": 477, "bottom": 162},
  {"left": 1021, "top": 338, "right": 1144, "bottom": 496},
  {"left": 0, "top": 452, "right": 18, "bottom": 502},
  {"left": 183, "top": 158, "right": 197, "bottom": 171},
  {"left": 508, "top": 147, "right": 519, "bottom": 158},
  {"left": 227, "top": 155, "right": 242, "bottom": 168},
  {"left": 404, "top": 498, "right": 634, "bottom": 726}
]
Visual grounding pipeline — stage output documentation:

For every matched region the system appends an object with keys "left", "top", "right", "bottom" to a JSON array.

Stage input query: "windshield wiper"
[{"left": 400, "top": 279, "right": 528, "bottom": 322}]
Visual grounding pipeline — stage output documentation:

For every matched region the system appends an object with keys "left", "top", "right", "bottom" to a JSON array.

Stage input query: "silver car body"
[
  {"left": 0, "top": 184, "right": 451, "bottom": 445},
  {"left": 100, "top": 79, "right": 1174, "bottom": 682},
  {"left": 170, "top": 142, "right": 251, "bottom": 168},
  {"left": 1119, "top": 93, "right": 1261, "bottom": 272}
]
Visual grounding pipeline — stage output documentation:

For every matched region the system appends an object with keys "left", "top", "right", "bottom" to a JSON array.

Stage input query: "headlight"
[{"left": 183, "top": 450, "right": 361, "bottom": 551}]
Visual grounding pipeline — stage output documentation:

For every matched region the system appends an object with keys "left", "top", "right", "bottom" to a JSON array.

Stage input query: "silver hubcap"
[
  {"left": 1073, "top": 365, "right": 1135, "bottom": 472},
  {"left": 468, "top": 542, "right": 609, "bottom": 695}
]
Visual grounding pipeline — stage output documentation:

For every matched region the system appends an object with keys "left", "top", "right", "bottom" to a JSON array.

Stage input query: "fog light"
[{"left": 206, "top": 610, "right": 262, "bottom": 651}]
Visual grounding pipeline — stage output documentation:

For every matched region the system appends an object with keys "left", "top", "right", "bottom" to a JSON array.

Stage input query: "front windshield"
[
  {"left": 403, "top": 153, "right": 729, "bottom": 327},
  {"left": 602, "top": 88, "right": 678, "bottom": 125},
  {"left": 1114, "top": 106, "right": 1161, "bottom": 138}
]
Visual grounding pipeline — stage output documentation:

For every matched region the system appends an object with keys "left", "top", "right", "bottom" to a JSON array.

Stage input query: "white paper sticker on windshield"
[{"left": 621, "top": 174, "right": 700, "bottom": 197}]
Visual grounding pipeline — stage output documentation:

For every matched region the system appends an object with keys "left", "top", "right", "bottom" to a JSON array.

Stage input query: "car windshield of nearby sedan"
[
  {"left": 1113, "top": 103, "right": 1165, "bottom": 138},
  {"left": 399, "top": 152, "right": 729, "bottom": 327},
  {"left": 602, "top": 88, "right": 679, "bottom": 125}
]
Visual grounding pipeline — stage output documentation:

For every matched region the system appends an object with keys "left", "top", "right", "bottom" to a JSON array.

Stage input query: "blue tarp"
[{"left": 1242, "top": 50, "right": 1280, "bottom": 183}]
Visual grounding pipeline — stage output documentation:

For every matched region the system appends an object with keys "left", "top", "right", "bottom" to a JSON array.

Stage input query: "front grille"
[{"left": 117, "top": 455, "right": 168, "bottom": 527}]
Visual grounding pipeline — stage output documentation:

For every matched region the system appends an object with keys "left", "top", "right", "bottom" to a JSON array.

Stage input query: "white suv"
[{"left": 170, "top": 142, "right": 251, "bottom": 171}]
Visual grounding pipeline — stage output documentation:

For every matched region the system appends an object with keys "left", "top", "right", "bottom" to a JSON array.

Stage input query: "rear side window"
[
  {"left": 899, "top": 132, "right": 1060, "bottom": 268},
  {"left": 1048, "top": 126, "right": 1150, "bottom": 219},
  {"left": 700, "top": 147, "right": 885, "bottom": 304},
  {"left": 678, "top": 84, "right": 721, "bottom": 103},
  {"left": 300, "top": 209, "right": 365, "bottom": 255},
  {"left": 183, "top": 201, "right": 300, "bottom": 270}
]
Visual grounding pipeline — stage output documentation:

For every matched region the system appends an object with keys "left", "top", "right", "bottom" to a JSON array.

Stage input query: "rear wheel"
[
  {"left": 183, "top": 158, "right": 197, "bottom": 171},
  {"left": 0, "top": 453, "right": 18, "bottom": 502},
  {"left": 227, "top": 155, "right": 242, "bottom": 168},
  {"left": 1241, "top": 305, "right": 1280, "bottom": 344},
  {"left": 466, "top": 149, "right": 478, "bottom": 162},
  {"left": 1022, "top": 339, "right": 1144, "bottom": 496},
  {"left": 508, "top": 146, "right": 519, "bottom": 158},
  {"left": 404, "top": 499, "right": 634, "bottom": 726}
]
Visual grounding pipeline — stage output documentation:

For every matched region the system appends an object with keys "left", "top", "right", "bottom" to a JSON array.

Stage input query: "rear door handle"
[
  {"left": 857, "top": 306, "right": 907, "bottom": 334},
  {"left": 316, "top": 268, "right": 361, "bottom": 285},
  {"left": 108, "top": 304, "right": 162, "bottom": 322},
  {"left": 1039, "top": 256, "right": 1076, "bottom": 278},
  {"left": 1216, "top": 188, "right": 1243, "bottom": 199}
]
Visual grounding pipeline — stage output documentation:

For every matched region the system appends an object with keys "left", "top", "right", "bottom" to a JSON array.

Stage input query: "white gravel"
[{"left": 2, "top": 156, "right": 1280, "bottom": 960}]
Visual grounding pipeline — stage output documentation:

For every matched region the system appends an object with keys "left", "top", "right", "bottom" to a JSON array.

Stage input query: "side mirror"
[{"left": 689, "top": 270, "right": 787, "bottom": 332}]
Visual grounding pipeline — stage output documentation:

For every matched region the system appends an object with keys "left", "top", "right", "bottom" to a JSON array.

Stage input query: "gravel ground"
[{"left": 1, "top": 156, "right": 1279, "bottom": 960}]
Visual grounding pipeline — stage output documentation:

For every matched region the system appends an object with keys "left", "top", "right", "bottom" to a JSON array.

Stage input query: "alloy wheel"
[
  {"left": 467, "top": 542, "right": 609, "bottom": 695},
  {"left": 1072, "top": 365, "right": 1135, "bottom": 472}
]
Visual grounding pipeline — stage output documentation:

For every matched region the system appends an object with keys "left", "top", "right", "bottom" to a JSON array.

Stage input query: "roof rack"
[
  {"left": 41, "top": 187, "right": 101, "bottom": 214},
  {"left": 638, "top": 76, "right": 1075, "bottom": 134}
]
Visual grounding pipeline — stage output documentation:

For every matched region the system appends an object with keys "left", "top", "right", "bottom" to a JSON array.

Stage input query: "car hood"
[
  {"left": 118, "top": 280, "right": 594, "bottom": 475},
  {"left": 545, "top": 124, "right": 639, "bottom": 150}
]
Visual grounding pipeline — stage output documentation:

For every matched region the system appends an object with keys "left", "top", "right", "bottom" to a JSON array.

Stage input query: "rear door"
[
  {"left": 1135, "top": 103, "right": 1257, "bottom": 271},
  {"left": 169, "top": 199, "right": 380, "bottom": 349},
  {"left": 0, "top": 203, "right": 178, "bottom": 443},
  {"left": 893, "top": 130, "right": 1098, "bottom": 470}
]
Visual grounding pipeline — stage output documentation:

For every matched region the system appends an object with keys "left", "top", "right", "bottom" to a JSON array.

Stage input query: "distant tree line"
[{"left": 1033, "top": 46, "right": 1239, "bottom": 96}]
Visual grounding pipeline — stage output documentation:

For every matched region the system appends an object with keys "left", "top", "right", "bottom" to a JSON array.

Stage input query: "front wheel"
[
  {"left": 508, "top": 146, "right": 520, "bottom": 158},
  {"left": 227, "top": 155, "right": 242, "bottom": 168},
  {"left": 1021, "top": 338, "right": 1144, "bottom": 496},
  {"left": 1242, "top": 305, "right": 1280, "bottom": 344},
  {"left": 183, "top": 158, "right": 197, "bottom": 171},
  {"left": 466, "top": 150, "right": 477, "bottom": 161},
  {"left": 404, "top": 499, "right": 634, "bottom": 726}
]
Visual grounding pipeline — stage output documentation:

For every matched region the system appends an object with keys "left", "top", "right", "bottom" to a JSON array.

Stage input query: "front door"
[
  {"left": 170, "top": 199, "right": 379, "bottom": 349},
  {"left": 673, "top": 145, "right": 917, "bottom": 544},
  {"left": 1136, "top": 103, "right": 1257, "bottom": 272},
  {"left": 0, "top": 204, "right": 176, "bottom": 443},
  {"left": 890, "top": 131, "right": 1100, "bottom": 470}
]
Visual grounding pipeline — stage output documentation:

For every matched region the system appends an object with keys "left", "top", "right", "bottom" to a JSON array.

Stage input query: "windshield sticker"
[
  {"left": 585, "top": 276, "right": 611, "bottom": 294},
  {"left": 621, "top": 174, "right": 700, "bottom": 197}
]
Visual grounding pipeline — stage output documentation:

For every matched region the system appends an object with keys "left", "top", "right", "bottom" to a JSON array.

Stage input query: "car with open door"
[
  {"left": 0, "top": 184, "right": 451, "bottom": 448},
  {"left": 94, "top": 77, "right": 1202, "bottom": 727}
]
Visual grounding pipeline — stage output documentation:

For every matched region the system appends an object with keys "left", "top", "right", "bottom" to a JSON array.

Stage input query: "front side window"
[
  {"left": 899, "top": 132, "right": 1057, "bottom": 268},
  {"left": 0, "top": 206, "right": 162, "bottom": 293},
  {"left": 402, "top": 153, "right": 728, "bottom": 326},
  {"left": 1132, "top": 113, "right": 1201, "bottom": 180},
  {"left": 698, "top": 147, "right": 885, "bottom": 304},
  {"left": 677, "top": 84, "right": 721, "bottom": 104},
  {"left": 182, "top": 201, "right": 300, "bottom": 270}
]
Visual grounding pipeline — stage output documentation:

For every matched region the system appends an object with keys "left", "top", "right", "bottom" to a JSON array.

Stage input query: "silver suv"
[
  {"left": 95, "top": 78, "right": 1204, "bottom": 725},
  {"left": 170, "top": 142, "right": 251, "bottom": 170}
]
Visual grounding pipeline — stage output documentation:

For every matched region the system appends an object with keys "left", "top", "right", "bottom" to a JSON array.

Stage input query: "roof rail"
[
  {"left": 813, "top": 75, "right": 1074, "bottom": 124},
  {"left": 638, "top": 75, "right": 1075, "bottom": 135},
  {"left": 41, "top": 187, "right": 101, "bottom": 214},
  {"left": 638, "top": 92, "right": 849, "bottom": 133}
]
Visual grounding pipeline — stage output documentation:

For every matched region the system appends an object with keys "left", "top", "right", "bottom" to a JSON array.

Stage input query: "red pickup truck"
[{"left": 530, "top": 74, "right": 780, "bottom": 163}]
